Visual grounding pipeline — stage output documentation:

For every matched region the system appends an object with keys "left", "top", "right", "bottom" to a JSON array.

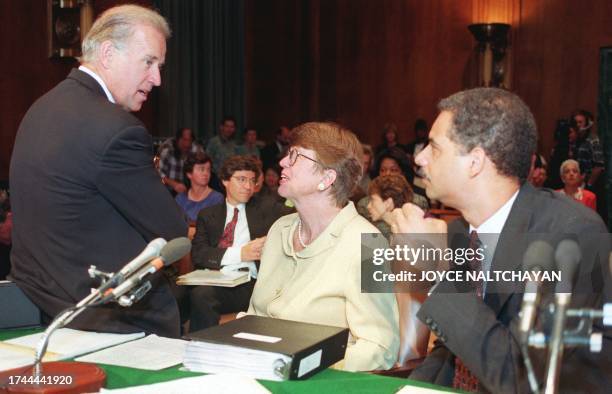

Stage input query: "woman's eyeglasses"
[{"left": 287, "top": 148, "right": 325, "bottom": 167}]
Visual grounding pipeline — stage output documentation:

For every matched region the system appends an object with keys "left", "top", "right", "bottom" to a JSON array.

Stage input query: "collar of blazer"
[{"left": 68, "top": 68, "right": 107, "bottom": 98}]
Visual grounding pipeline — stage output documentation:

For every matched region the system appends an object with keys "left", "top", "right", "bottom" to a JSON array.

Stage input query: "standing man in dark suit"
[
  {"left": 9, "top": 5, "right": 187, "bottom": 337},
  {"left": 190, "top": 156, "right": 288, "bottom": 331},
  {"left": 391, "top": 88, "right": 610, "bottom": 393}
]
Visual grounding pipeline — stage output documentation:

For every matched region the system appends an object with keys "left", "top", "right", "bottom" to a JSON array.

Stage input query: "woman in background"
[
  {"left": 249, "top": 122, "right": 399, "bottom": 371},
  {"left": 557, "top": 159, "right": 597, "bottom": 210},
  {"left": 175, "top": 152, "right": 224, "bottom": 223},
  {"left": 366, "top": 174, "right": 413, "bottom": 239}
]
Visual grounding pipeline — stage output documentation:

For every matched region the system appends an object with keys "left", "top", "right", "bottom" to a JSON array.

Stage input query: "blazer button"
[{"left": 425, "top": 317, "right": 433, "bottom": 325}]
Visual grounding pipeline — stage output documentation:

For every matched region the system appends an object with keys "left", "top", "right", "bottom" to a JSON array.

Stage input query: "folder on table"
[{"left": 184, "top": 315, "right": 349, "bottom": 381}]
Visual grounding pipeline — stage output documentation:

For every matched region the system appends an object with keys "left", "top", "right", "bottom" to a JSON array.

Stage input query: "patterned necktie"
[
  {"left": 453, "top": 230, "right": 482, "bottom": 392},
  {"left": 218, "top": 207, "right": 239, "bottom": 248}
]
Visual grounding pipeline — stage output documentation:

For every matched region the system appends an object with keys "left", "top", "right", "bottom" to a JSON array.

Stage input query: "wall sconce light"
[
  {"left": 47, "top": 0, "right": 94, "bottom": 59},
  {"left": 468, "top": 23, "right": 511, "bottom": 88}
]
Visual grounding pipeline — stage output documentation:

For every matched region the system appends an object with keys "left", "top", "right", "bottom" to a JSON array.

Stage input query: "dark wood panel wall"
[
  {"left": 3, "top": 1, "right": 612, "bottom": 179},
  {"left": 245, "top": 0, "right": 612, "bottom": 160}
]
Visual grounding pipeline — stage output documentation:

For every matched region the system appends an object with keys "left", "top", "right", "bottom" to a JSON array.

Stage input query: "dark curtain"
[{"left": 154, "top": 0, "right": 245, "bottom": 143}]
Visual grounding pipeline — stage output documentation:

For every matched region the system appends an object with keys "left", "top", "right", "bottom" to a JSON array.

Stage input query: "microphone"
[
  {"left": 100, "top": 238, "right": 167, "bottom": 290},
  {"left": 101, "top": 237, "right": 191, "bottom": 304},
  {"left": 519, "top": 240, "right": 554, "bottom": 343},
  {"left": 544, "top": 239, "right": 581, "bottom": 394}
]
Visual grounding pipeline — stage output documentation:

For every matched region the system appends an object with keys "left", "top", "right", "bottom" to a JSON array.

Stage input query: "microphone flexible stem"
[
  {"left": 520, "top": 341, "right": 540, "bottom": 394},
  {"left": 543, "top": 293, "right": 571, "bottom": 394}
]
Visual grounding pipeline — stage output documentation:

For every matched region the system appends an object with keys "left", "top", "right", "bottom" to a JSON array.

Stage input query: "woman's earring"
[{"left": 317, "top": 183, "right": 325, "bottom": 191}]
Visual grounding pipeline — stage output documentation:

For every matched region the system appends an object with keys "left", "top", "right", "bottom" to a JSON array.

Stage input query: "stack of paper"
[
  {"left": 177, "top": 269, "right": 249, "bottom": 287},
  {"left": 184, "top": 341, "right": 292, "bottom": 381},
  {"left": 0, "top": 328, "right": 144, "bottom": 371}
]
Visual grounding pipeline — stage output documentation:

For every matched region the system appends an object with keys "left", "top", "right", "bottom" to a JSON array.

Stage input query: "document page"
[{"left": 76, "top": 335, "right": 188, "bottom": 370}]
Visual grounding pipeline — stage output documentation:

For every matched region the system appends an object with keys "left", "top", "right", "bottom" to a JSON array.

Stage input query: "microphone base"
[{"left": 0, "top": 361, "right": 106, "bottom": 393}]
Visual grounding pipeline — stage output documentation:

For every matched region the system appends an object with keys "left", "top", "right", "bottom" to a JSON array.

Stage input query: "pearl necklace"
[{"left": 297, "top": 219, "right": 308, "bottom": 248}]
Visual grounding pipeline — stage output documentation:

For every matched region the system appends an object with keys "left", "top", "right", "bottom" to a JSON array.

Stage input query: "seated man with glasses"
[{"left": 189, "top": 155, "right": 288, "bottom": 330}]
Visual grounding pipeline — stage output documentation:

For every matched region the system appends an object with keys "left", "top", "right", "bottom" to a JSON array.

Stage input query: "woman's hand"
[{"left": 240, "top": 236, "right": 267, "bottom": 261}]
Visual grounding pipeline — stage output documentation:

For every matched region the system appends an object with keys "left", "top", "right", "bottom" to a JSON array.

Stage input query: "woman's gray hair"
[
  {"left": 81, "top": 5, "right": 170, "bottom": 63},
  {"left": 560, "top": 159, "right": 580, "bottom": 176}
]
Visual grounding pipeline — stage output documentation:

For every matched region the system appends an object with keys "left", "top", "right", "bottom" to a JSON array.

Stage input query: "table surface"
[{"left": 0, "top": 327, "right": 453, "bottom": 393}]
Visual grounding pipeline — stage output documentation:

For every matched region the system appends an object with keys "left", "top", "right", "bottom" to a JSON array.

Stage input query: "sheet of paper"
[
  {"left": 76, "top": 335, "right": 187, "bottom": 370},
  {"left": 5, "top": 328, "right": 144, "bottom": 359},
  {"left": 396, "top": 384, "right": 453, "bottom": 393},
  {"left": 99, "top": 373, "right": 270, "bottom": 394}
]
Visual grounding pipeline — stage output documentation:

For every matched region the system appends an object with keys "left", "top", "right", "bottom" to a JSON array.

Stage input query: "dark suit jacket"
[
  {"left": 10, "top": 69, "right": 187, "bottom": 337},
  {"left": 191, "top": 196, "right": 290, "bottom": 270},
  {"left": 410, "top": 183, "right": 611, "bottom": 393}
]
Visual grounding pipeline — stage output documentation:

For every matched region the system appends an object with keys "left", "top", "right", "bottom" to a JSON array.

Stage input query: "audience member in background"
[
  {"left": 257, "top": 165, "right": 283, "bottom": 203},
  {"left": 206, "top": 116, "right": 239, "bottom": 175},
  {"left": 248, "top": 122, "right": 399, "bottom": 371},
  {"left": 357, "top": 148, "right": 428, "bottom": 218},
  {"left": 261, "top": 125, "right": 290, "bottom": 169},
  {"left": 546, "top": 119, "right": 579, "bottom": 189},
  {"left": 175, "top": 152, "right": 224, "bottom": 223},
  {"left": 358, "top": 144, "right": 374, "bottom": 194},
  {"left": 0, "top": 190, "right": 11, "bottom": 280},
  {"left": 190, "top": 156, "right": 287, "bottom": 330},
  {"left": 557, "top": 159, "right": 597, "bottom": 210},
  {"left": 9, "top": 5, "right": 187, "bottom": 337},
  {"left": 376, "top": 123, "right": 405, "bottom": 155},
  {"left": 159, "top": 127, "right": 204, "bottom": 194},
  {"left": 237, "top": 128, "right": 261, "bottom": 159},
  {"left": 405, "top": 118, "right": 429, "bottom": 177},
  {"left": 574, "top": 109, "right": 606, "bottom": 221},
  {"left": 528, "top": 166, "right": 547, "bottom": 188},
  {"left": 366, "top": 175, "right": 413, "bottom": 239}
]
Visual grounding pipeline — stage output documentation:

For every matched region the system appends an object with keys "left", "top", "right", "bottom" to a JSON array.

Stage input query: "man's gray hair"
[
  {"left": 81, "top": 5, "right": 170, "bottom": 63},
  {"left": 438, "top": 88, "right": 537, "bottom": 183}
]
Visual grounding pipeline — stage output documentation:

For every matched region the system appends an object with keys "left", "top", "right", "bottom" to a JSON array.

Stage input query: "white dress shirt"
[
  {"left": 468, "top": 190, "right": 519, "bottom": 295},
  {"left": 220, "top": 201, "right": 257, "bottom": 278}
]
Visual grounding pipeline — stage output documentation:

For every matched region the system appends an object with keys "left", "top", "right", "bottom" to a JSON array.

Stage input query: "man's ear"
[
  {"left": 99, "top": 40, "right": 115, "bottom": 69},
  {"left": 468, "top": 146, "right": 486, "bottom": 177}
]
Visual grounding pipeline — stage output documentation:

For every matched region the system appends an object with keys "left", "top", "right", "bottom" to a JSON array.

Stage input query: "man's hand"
[
  {"left": 241, "top": 236, "right": 267, "bottom": 261},
  {"left": 389, "top": 203, "right": 447, "bottom": 234}
]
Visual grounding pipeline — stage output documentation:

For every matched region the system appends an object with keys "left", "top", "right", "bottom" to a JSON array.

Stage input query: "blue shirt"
[{"left": 175, "top": 190, "right": 224, "bottom": 222}]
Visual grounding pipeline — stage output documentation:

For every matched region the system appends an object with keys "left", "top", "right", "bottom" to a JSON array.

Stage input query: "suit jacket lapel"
[{"left": 67, "top": 68, "right": 107, "bottom": 98}]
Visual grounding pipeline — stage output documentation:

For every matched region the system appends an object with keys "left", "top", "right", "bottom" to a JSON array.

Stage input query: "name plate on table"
[{"left": 184, "top": 315, "right": 349, "bottom": 381}]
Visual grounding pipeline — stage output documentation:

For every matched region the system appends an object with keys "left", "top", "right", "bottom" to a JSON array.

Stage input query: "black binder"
[{"left": 186, "top": 315, "right": 349, "bottom": 380}]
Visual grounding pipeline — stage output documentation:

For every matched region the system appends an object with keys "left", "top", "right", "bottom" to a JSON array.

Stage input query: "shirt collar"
[
  {"left": 470, "top": 190, "right": 519, "bottom": 234},
  {"left": 226, "top": 200, "right": 246, "bottom": 212},
  {"left": 78, "top": 65, "right": 115, "bottom": 103}
]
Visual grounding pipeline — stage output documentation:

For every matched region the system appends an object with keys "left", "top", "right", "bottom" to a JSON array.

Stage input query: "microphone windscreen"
[
  {"left": 554, "top": 239, "right": 581, "bottom": 283},
  {"left": 160, "top": 237, "right": 192, "bottom": 265},
  {"left": 522, "top": 240, "right": 554, "bottom": 271}
]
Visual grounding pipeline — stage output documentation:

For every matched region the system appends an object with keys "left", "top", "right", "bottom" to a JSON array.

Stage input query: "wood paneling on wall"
[
  {"left": 245, "top": 0, "right": 612, "bottom": 159},
  {"left": 0, "top": 0, "right": 155, "bottom": 180}
]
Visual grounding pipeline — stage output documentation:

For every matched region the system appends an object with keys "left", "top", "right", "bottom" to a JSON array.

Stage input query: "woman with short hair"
[{"left": 248, "top": 122, "right": 399, "bottom": 371}]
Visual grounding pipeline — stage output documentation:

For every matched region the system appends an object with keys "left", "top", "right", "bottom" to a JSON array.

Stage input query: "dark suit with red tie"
[{"left": 189, "top": 196, "right": 289, "bottom": 330}]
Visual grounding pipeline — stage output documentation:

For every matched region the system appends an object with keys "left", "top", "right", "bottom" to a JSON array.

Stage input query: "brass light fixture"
[
  {"left": 468, "top": 23, "right": 511, "bottom": 88},
  {"left": 47, "top": 0, "right": 94, "bottom": 59}
]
